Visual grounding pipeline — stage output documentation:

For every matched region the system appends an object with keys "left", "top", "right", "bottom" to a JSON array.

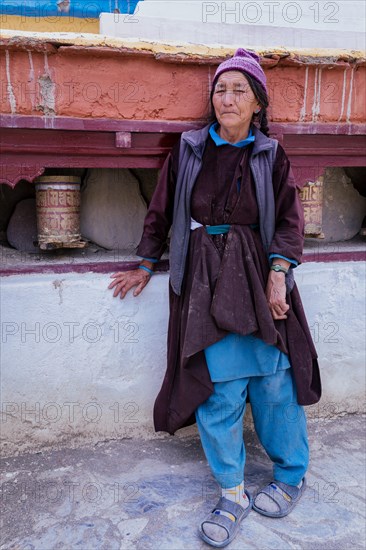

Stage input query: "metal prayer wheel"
[{"left": 34, "top": 175, "right": 86, "bottom": 249}]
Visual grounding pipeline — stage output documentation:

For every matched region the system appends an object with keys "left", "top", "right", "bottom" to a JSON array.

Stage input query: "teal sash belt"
[
  {"left": 205, "top": 223, "right": 258, "bottom": 235},
  {"left": 205, "top": 225, "right": 231, "bottom": 235}
]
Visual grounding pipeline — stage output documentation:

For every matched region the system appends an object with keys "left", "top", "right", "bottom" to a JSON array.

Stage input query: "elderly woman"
[{"left": 109, "top": 49, "right": 321, "bottom": 548}]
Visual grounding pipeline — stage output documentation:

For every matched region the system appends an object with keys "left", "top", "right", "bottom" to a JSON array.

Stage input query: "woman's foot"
[
  {"left": 199, "top": 484, "right": 252, "bottom": 547},
  {"left": 253, "top": 477, "right": 306, "bottom": 518}
]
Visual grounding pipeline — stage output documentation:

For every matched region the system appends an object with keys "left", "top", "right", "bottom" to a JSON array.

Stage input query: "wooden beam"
[
  {"left": 1, "top": 114, "right": 365, "bottom": 136},
  {"left": 0, "top": 119, "right": 365, "bottom": 188}
]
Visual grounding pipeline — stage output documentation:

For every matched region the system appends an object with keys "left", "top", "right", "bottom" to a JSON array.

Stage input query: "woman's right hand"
[{"left": 108, "top": 268, "right": 151, "bottom": 299}]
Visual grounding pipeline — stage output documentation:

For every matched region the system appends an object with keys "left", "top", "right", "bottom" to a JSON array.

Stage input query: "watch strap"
[{"left": 270, "top": 264, "right": 288, "bottom": 274}]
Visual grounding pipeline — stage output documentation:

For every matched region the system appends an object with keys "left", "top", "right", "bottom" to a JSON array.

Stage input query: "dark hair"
[{"left": 207, "top": 71, "right": 270, "bottom": 137}]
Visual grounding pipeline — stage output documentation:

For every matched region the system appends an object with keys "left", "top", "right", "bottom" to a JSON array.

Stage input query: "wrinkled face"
[{"left": 212, "top": 71, "right": 260, "bottom": 131}]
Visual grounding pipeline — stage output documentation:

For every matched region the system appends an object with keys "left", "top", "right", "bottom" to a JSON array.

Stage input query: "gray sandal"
[
  {"left": 198, "top": 490, "right": 253, "bottom": 548},
  {"left": 253, "top": 477, "right": 307, "bottom": 518}
]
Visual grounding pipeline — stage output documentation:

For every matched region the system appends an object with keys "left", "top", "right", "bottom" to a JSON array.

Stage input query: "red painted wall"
[{"left": 1, "top": 37, "right": 365, "bottom": 124}]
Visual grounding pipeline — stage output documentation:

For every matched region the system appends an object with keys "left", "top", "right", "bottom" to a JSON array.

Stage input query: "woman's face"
[{"left": 212, "top": 71, "right": 260, "bottom": 132}]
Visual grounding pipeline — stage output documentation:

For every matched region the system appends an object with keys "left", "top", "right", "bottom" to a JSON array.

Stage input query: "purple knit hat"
[{"left": 213, "top": 48, "right": 267, "bottom": 94}]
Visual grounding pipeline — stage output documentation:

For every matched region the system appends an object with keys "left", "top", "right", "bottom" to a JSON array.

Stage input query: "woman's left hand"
[{"left": 265, "top": 271, "right": 290, "bottom": 320}]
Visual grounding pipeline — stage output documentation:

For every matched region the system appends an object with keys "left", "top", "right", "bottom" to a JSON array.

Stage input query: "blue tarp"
[{"left": 0, "top": 1, "right": 140, "bottom": 18}]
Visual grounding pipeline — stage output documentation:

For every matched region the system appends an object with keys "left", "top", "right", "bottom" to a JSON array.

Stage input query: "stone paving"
[{"left": 1, "top": 414, "right": 365, "bottom": 550}]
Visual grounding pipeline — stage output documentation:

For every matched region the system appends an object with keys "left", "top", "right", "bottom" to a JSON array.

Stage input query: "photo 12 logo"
[
  {"left": 202, "top": 2, "right": 340, "bottom": 25},
  {"left": 1, "top": 400, "right": 140, "bottom": 425},
  {"left": 1, "top": 320, "right": 140, "bottom": 344}
]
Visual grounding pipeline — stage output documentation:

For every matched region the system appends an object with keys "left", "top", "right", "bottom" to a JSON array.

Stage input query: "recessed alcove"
[{"left": 1, "top": 161, "right": 365, "bottom": 275}]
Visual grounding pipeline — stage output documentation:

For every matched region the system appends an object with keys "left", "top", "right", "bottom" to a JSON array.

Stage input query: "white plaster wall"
[
  {"left": 1, "top": 261, "right": 365, "bottom": 456},
  {"left": 100, "top": 1, "right": 365, "bottom": 49},
  {"left": 294, "top": 261, "right": 366, "bottom": 419},
  {"left": 0, "top": 271, "right": 170, "bottom": 457}
]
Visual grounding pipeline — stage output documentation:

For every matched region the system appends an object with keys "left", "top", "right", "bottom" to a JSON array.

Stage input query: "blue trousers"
[{"left": 195, "top": 368, "right": 309, "bottom": 489}]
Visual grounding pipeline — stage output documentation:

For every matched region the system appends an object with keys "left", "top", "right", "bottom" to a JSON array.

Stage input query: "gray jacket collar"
[{"left": 181, "top": 122, "right": 274, "bottom": 158}]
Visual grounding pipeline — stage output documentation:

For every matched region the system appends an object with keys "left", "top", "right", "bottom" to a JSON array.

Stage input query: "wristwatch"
[{"left": 270, "top": 264, "right": 288, "bottom": 274}]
